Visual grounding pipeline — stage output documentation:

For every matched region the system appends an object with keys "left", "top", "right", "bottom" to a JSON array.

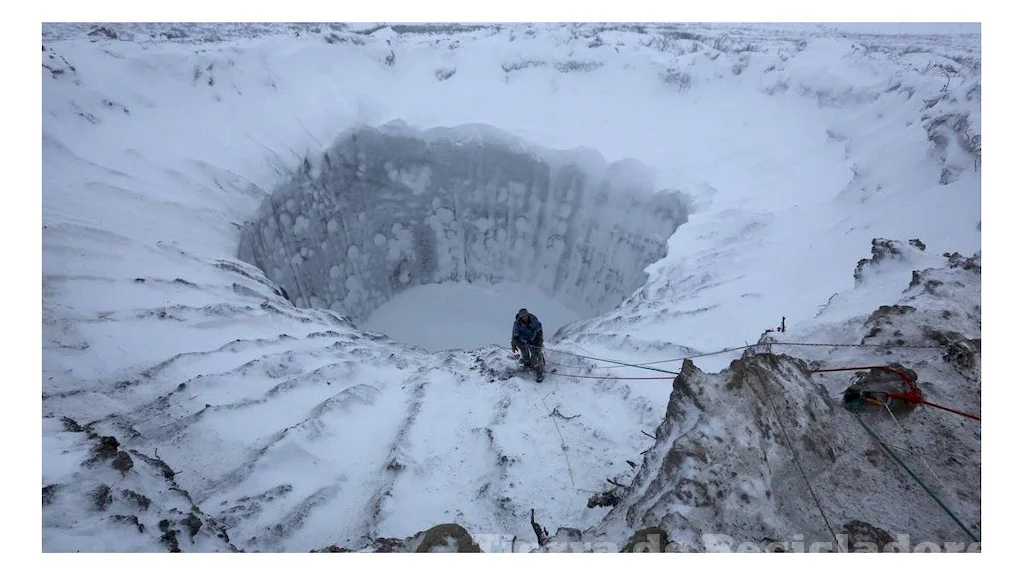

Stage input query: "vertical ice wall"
[{"left": 239, "top": 124, "right": 689, "bottom": 322}]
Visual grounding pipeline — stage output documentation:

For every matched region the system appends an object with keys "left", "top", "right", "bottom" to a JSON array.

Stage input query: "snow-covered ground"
[
  {"left": 41, "top": 22, "right": 981, "bottom": 552},
  {"left": 364, "top": 281, "right": 581, "bottom": 352}
]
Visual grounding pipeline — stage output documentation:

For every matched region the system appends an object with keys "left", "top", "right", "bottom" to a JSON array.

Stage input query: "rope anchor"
[{"left": 811, "top": 365, "right": 980, "bottom": 422}]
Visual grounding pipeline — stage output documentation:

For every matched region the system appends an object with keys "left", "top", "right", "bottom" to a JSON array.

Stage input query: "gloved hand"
[
  {"left": 535, "top": 335, "right": 543, "bottom": 348},
  {"left": 511, "top": 340, "right": 519, "bottom": 353}
]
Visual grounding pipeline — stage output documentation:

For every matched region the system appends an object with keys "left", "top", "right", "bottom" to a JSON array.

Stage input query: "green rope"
[{"left": 845, "top": 399, "right": 980, "bottom": 543}]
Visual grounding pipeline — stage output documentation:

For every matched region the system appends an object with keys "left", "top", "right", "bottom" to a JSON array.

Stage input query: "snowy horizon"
[{"left": 40, "top": 21, "right": 982, "bottom": 553}]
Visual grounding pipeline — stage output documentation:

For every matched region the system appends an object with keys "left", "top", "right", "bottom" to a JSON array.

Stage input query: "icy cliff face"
[{"left": 238, "top": 124, "right": 688, "bottom": 321}]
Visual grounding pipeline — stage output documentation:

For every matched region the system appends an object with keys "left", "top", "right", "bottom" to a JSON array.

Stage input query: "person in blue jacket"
[{"left": 511, "top": 308, "right": 544, "bottom": 382}]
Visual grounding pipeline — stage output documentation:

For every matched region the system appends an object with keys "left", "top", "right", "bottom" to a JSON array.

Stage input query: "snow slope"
[{"left": 42, "top": 22, "right": 980, "bottom": 552}]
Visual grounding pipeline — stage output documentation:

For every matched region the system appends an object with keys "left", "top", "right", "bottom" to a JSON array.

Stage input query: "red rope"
[
  {"left": 919, "top": 400, "right": 981, "bottom": 422},
  {"left": 810, "top": 365, "right": 979, "bottom": 422}
]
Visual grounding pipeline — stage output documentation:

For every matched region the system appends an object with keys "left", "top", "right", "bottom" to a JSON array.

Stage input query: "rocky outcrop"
[
  {"left": 314, "top": 523, "right": 482, "bottom": 553},
  {"left": 843, "top": 520, "right": 896, "bottom": 552},
  {"left": 586, "top": 338, "right": 980, "bottom": 551},
  {"left": 87, "top": 26, "right": 119, "bottom": 40},
  {"left": 41, "top": 418, "right": 236, "bottom": 552},
  {"left": 622, "top": 527, "right": 673, "bottom": 552},
  {"left": 590, "top": 354, "right": 844, "bottom": 551},
  {"left": 414, "top": 523, "right": 482, "bottom": 552},
  {"left": 840, "top": 364, "right": 919, "bottom": 415},
  {"left": 854, "top": 238, "right": 926, "bottom": 285},
  {"left": 943, "top": 251, "right": 981, "bottom": 273}
]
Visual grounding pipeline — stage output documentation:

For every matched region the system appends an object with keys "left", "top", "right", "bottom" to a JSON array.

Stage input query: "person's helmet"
[{"left": 517, "top": 308, "right": 530, "bottom": 322}]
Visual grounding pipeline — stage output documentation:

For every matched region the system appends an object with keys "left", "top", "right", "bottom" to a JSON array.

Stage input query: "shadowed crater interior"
[{"left": 239, "top": 123, "right": 689, "bottom": 329}]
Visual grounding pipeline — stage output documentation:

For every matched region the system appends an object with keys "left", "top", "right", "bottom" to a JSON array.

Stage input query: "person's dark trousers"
[{"left": 520, "top": 341, "right": 544, "bottom": 376}]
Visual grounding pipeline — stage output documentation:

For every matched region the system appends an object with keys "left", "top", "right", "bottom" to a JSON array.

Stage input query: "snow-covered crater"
[
  {"left": 238, "top": 124, "right": 688, "bottom": 324},
  {"left": 41, "top": 22, "right": 981, "bottom": 553}
]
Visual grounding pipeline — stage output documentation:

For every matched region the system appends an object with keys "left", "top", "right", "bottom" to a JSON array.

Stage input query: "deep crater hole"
[{"left": 239, "top": 124, "right": 689, "bottom": 351}]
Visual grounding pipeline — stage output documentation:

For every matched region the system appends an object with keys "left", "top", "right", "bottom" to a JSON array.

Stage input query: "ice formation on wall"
[{"left": 239, "top": 123, "right": 689, "bottom": 322}]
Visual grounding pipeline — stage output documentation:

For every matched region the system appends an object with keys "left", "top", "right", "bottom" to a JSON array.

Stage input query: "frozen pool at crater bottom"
[{"left": 361, "top": 281, "right": 583, "bottom": 353}]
